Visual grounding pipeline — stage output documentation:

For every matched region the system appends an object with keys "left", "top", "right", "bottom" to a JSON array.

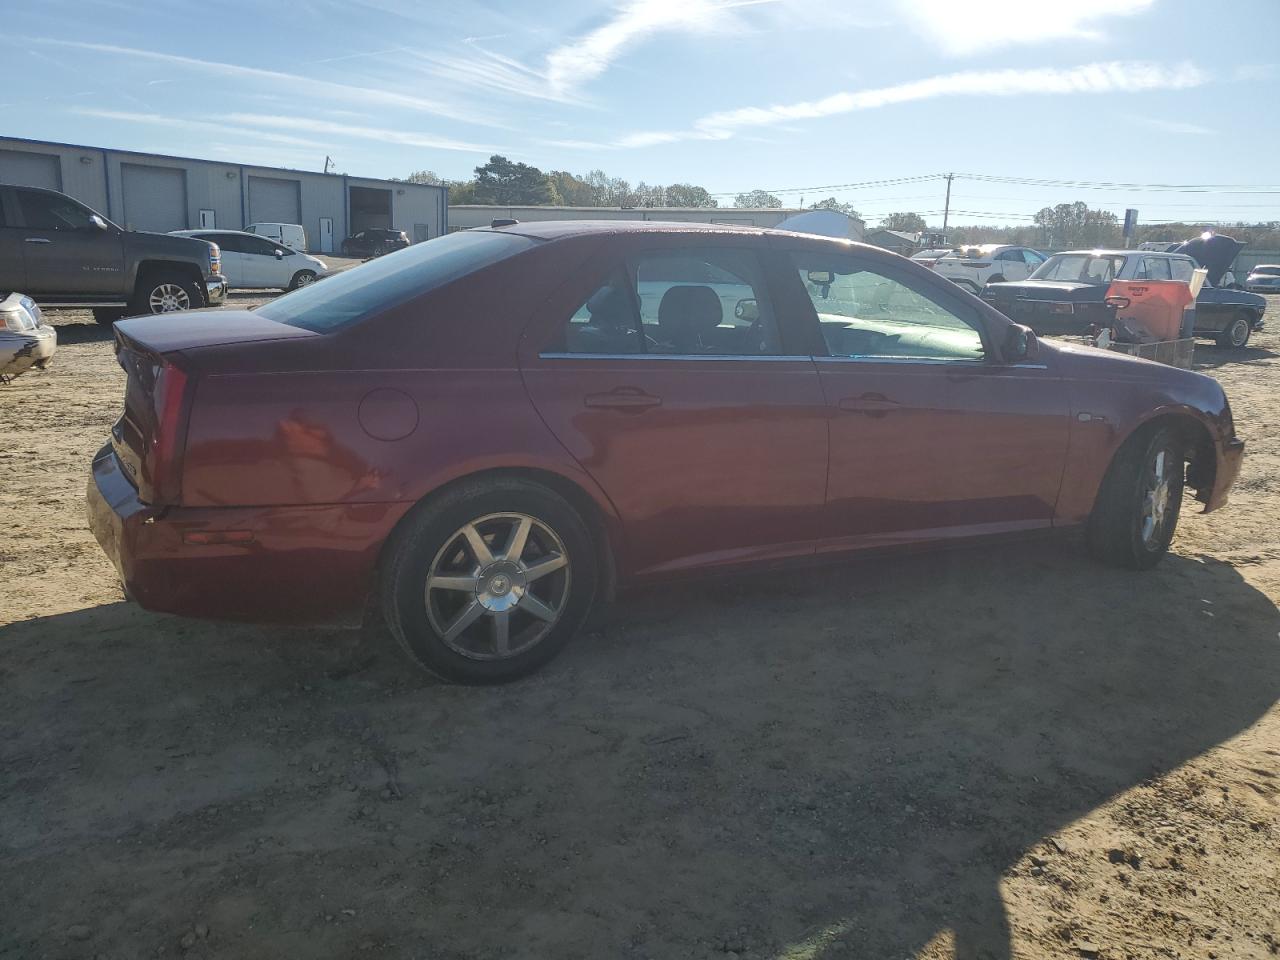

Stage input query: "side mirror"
[
  {"left": 1006, "top": 324, "right": 1039, "bottom": 363},
  {"left": 734, "top": 298, "right": 760, "bottom": 323},
  {"left": 89, "top": 214, "right": 110, "bottom": 232},
  {"left": 275, "top": 249, "right": 284, "bottom": 259}
]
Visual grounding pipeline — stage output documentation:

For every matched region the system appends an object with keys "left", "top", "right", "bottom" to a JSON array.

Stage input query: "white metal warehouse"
[{"left": 0, "top": 137, "right": 447, "bottom": 254}]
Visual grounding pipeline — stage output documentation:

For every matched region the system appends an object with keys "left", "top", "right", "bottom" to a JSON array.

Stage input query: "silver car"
[
  {"left": 1246, "top": 264, "right": 1280, "bottom": 293},
  {"left": 0, "top": 293, "right": 56, "bottom": 382}
]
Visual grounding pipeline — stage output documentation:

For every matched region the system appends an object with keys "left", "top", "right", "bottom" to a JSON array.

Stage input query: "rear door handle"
[
  {"left": 24, "top": 237, "right": 52, "bottom": 244},
  {"left": 838, "top": 392, "right": 899, "bottom": 414},
  {"left": 584, "top": 387, "right": 662, "bottom": 411}
]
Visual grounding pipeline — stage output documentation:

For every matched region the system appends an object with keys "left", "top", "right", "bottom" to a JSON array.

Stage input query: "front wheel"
[
  {"left": 1088, "top": 425, "right": 1185, "bottom": 569},
  {"left": 1216, "top": 313, "right": 1252, "bottom": 349},
  {"left": 288, "top": 270, "right": 317, "bottom": 291},
  {"left": 93, "top": 307, "right": 126, "bottom": 326},
  {"left": 131, "top": 272, "right": 203, "bottom": 315},
  {"left": 381, "top": 479, "right": 598, "bottom": 684}
]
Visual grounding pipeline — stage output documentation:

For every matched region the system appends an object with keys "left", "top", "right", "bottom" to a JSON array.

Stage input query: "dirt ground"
[{"left": 2, "top": 294, "right": 1278, "bottom": 960}]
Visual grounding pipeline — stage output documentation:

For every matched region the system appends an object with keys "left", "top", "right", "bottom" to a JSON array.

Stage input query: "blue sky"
[{"left": 7, "top": 0, "right": 1280, "bottom": 226}]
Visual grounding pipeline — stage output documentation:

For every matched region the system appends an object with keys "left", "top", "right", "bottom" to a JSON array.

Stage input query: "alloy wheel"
[
  {"left": 1140, "top": 448, "right": 1172, "bottom": 546},
  {"left": 425, "top": 513, "right": 571, "bottom": 660},
  {"left": 148, "top": 283, "right": 190, "bottom": 313}
]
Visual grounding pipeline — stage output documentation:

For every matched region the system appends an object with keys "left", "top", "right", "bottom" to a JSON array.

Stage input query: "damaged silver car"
[{"left": 0, "top": 293, "right": 56, "bottom": 382}]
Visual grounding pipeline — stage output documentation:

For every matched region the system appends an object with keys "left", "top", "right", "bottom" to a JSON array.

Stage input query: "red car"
[{"left": 88, "top": 222, "right": 1244, "bottom": 683}]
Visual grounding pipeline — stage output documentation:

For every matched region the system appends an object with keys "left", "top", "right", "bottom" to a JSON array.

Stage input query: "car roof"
[
  {"left": 483, "top": 218, "right": 810, "bottom": 242},
  {"left": 1055, "top": 249, "right": 1188, "bottom": 258},
  {"left": 173, "top": 229, "right": 257, "bottom": 236}
]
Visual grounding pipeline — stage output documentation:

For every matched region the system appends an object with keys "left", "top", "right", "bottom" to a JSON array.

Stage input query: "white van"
[{"left": 247, "top": 222, "right": 307, "bottom": 253}]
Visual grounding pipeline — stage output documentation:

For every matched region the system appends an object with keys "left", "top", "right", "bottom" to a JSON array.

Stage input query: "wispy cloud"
[
  {"left": 29, "top": 38, "right": 504, "bottom": 128},
  {"left": 545, "top": 0, "right": 773, "bottom": 97},
  {"left": 895, "top": 0, "right": 1157, "bottom": 56},
  {"left": 73, "top": 108, "right": 329, "bottom": 150},
  {"left": 223, "top": 113, "right": 499, "bottom": 153},
  {"left": 552, "top": 60, "right": 1209, "bottom": 149},
  {"left": 409, "top": 0, "right": 774, "bottom": 106},
  {"left": 1138, "top": 117, "right": 1214, "bottom": 136}
]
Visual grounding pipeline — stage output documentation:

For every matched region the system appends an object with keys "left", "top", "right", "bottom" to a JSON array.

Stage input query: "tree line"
[{"left": 403, "top": 156, "right": 863, "bottom": 214}]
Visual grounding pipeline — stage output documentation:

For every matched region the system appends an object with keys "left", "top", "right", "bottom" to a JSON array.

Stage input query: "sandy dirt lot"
[{"left": 2, "top": 294, "right": 1278, "bottom": 959}]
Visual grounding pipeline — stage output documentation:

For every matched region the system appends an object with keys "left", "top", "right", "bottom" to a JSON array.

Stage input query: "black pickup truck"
[{"left": 0, "top": 183, "right": 227, "bottom": 325}]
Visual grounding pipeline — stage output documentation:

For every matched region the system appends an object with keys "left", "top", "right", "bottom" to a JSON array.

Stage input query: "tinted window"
[
  {"left": 793, "top": 254, "right": 984, "bottom": 361},
  {"left": 1022, "top": 249, "right": 1046, "bottom": 267},
  {"left": 17, "top": 190, "right": 96, "bottom": 231},
  {"left": 257, "top": 230, "right": 534, "bottom": 332},
  {"left": 202, "top": 233, "right": 243, "bottom": 253},
  {"left": 554, "top": 269, "right": 645, "bottom": 355},
  {"left": 635, "top": 248, "right": 780, "bottom": 355},
  {"left": 241, "top": 235, "right": 282, "bottom": 257},
  {"left": 550, "top": 247, "right": 783, "bottom": 356}
]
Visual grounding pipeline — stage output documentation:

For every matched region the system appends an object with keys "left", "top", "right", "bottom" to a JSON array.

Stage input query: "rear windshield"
[
  {"left": 257, "top": 230, "right": 535, "bottom": 332},
  {"left": 1031, "top": 253, "right": 1127, "bottom": 284},
  {"left": 1253, "top": 266, "right": 1280, "bottom": 276}
]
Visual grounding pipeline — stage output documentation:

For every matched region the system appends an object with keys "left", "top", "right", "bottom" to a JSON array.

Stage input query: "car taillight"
[{"left": 151, "top": 362, "right": 190, "bottom": 503}]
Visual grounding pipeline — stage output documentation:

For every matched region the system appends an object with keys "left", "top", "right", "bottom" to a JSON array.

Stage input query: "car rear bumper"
[
  {"left": 87, "top": 444, "right": 410, "bottom": 624},
  {"left": 1205, "top": 436, "right": 1245, "bottom": 512}
]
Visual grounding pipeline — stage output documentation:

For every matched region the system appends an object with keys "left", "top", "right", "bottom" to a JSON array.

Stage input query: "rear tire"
[
  {"left": 381, "top": 478, "right": 598, "bottom": 684},
  {"left": 288, "top": 270, "right": 317, "bottom": 291},
  {"left": 1087, "top": 425, "right": 1185, "bottom": 569},
  {"left": 1216, "top": 312, "right": 1252, "bottom": 349},
  {"left": 93, "top": 308, "right": 126, "bottom": 326},
  {"left": 130, "top": 271, "right": 203, "bottom": 315}
]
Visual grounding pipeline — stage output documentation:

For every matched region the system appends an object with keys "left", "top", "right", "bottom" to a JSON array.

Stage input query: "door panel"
[
  {"left": 523, "top": 358, "right": 828, "bottom": 575},
  {"left": 520, "top": 238, "right": 829, "bottom": 578},
  {"left": 775, "top": 241, "right": 1071, "bottom": 549},
  {"left": 13, "top": 189, "right": 124, "bottom": 296},
  {"left": 0, "top": 191, "right": 26, "bottom": 289},
  {"left": 816, "top": 359, "right": 1070, "bottom": 547}
]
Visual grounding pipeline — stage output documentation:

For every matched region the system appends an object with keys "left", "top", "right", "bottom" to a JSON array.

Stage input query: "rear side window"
[
  {"left": 1169, "top": 259, "right": 1194, "bottom": 282},
  {"left": 257, "top": 230, "right": 534, "bottom": 332}
]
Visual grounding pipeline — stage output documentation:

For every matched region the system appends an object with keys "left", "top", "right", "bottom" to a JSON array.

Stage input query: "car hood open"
[{"left": 1173, "top": 234, "right": 1244, "bottom": 286}]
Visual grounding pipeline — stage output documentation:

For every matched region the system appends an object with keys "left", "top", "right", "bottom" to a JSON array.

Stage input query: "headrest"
[{"left": 658, "top": 285, "right": 722, "bottom": 344}]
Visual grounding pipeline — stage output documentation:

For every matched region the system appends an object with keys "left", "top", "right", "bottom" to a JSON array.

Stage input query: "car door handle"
[
  {"left": 838, "top": 392, "right": 899, "bottom": 414},
  {"left": 584, "top": 387, "right": 662, "bottom": 411},
  {"left": 24, "top": 237, "right": 52, "bottom": 244}
]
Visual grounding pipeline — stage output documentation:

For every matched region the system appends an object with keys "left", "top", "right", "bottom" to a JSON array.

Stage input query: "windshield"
[
  {"left": 1030, "top": 253, "right": 1127, "bottom": 284},
  {"left": 257, "top": 230, "right": 535, "bottom": 332}
]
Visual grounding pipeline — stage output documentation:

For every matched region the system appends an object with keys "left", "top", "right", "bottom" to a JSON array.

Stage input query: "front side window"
[
  {"left": 549, "top": 247, "right": 782, "bottom": 356},
  {"left": 242, "top": 235, "right": 282, "bottom": 257},
  {"left": 257, "top": 230, "right": 534, "bottom": 332},
  {"left": 793, "top": 255, "right": 985, "bottom": 361},
  {"left": 1031, "top": 254, "right": 1125, "bottom": 284},
  {"left": 1022, "top": 249, "right": 1046, "bottom": 267},
  {"left": 1169, "top": 258, "right": 1195, "bottom": 282},
  {"left": 17, "top": 190, "right": 96, "bottom": 231}
]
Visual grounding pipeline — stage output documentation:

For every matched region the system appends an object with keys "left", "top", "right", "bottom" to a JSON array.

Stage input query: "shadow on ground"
[
  {"left": 1, "top": 541, "right": 1277, "bottom": 959},
  {"left": 1193, "top": 342, "right": 1279, "bottom": 370}
]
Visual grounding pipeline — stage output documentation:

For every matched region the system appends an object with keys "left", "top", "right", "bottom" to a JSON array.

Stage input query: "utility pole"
[{"left": 941, "top": 172, "right": 954, "bottom": 238}]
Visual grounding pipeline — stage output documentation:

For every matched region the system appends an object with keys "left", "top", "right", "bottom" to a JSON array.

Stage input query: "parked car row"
[
  {"left": 86, "top": 220, "right": 1244, "bottom": 683},
  {"left": 916, "top": 244, "right": 1048, "bottom": 293},
  {"left": 983, "top": 238, "right": 1266, "bottom": 348}
]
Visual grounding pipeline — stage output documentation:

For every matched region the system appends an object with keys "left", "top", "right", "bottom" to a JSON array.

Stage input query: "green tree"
[
  {"left": 472, "top": 155, "right": 555, "bottom": 205},
  {"left": 546, "top": 170, "right": 596, "bottom": 206},
  {"left": 448, "top": 181, "right": 479, "bottom": 204},
  {"left": 1033, "top": 202, "right": 1120, "bottom": 248},
  {"left": 405, "top": 170, "right": 444, "bottom": 185},
  {"left": 879, "top": 212, "right": 927, "bottom": 232},
  {"left": 809, "top": 196, "right": 860, "bottom": 218},
  {"left": 665, "top": 183, "right": 718, "bottom": 208},
  {"left": 735, "top": 189, "right": 782, "bottom": 208}
]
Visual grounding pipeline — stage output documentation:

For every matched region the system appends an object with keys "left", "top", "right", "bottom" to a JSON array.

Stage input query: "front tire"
[
  {"left": 1216, "top": 313, "right": 1252, "bottom": 349},
  {"left": 381, "top": 479, "right": 598, "bottom": 684},
  {"left": 93, "top": 308, "right": 126, "bottom": 326},
  {"left": 1087, "top": 425, "right": 1185, "bottom": 569},
  {"left": 130, "top": 271, "right": 203, "bottom": 315},
  {"left": 288, "top": 270, "right": 317, "bottom": 291}
]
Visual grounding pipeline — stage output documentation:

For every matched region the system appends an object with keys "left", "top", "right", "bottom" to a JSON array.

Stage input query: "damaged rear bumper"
[{"left": 0, "top": 324, "right": 57, "bottom": 380}]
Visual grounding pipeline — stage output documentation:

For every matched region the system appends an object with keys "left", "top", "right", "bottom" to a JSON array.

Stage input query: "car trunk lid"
[{"left": 110, "top": 311, "right": 317, "bottom": 503}]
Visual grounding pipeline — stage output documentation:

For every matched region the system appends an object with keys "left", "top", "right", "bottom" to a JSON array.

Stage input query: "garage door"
[
  {"left": 0, "top": 150, "right": 62, "bottom": 190},
  {"left": 248, "top": 176, "right": 301, "bottom": 225},
  {"left": 121, "top": 163, "right": 187, "bottom": 232}
]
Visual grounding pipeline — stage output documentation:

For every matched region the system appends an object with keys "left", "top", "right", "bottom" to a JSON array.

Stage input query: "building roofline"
[{"left": 0, "top": 134, "right": 445, "bottom": 192}]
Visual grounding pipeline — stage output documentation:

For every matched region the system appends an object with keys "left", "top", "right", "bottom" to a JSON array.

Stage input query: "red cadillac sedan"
[{"left": 88, "top": 221, "right": 1244, "bottom": 683}]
